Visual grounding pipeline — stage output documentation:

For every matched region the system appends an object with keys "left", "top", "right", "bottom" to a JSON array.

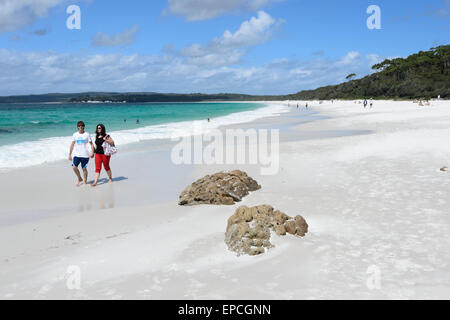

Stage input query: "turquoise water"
[{"left": 0, "top": 102, "right": 262, "bottom": 147}]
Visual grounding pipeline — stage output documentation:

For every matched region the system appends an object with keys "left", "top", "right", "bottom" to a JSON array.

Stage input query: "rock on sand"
[
  {"left": 178, "top": 170, "right": 261, "bottom": 206},
  {"left": 225, "top": 205, "right": 308, "bottom": 256}
]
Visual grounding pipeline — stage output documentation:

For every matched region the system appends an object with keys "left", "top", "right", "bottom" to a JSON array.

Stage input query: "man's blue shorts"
[{"left": 72, "top": 156, "right": 89, "bottom": 169}]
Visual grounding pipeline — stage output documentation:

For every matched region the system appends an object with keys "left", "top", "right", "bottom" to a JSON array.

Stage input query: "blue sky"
[{"left": 0, "top": 0, "right": 448, "bottom": 95}]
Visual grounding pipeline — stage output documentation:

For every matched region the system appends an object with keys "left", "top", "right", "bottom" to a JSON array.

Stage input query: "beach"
[{"left": 1, "top": 100, "right": 450, "bottom": 299}]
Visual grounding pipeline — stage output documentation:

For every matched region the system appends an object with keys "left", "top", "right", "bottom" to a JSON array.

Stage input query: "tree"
[
  {"left": 372, "top": 59, "right": 391, "bottom": 71},
  {"left": 346, "top": 73, "right": 356, "bottom": 81}
]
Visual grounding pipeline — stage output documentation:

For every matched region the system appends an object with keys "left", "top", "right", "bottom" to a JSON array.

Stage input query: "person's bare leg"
[
  {"left": 82, "top": 168, "right": 88, "bottom": 186},
  {"left": 73, "top": 167, "right": 83, "bottom": 186},
  {"left": 106, "top": 170, "right": 113, "bottom": 183},
  {"left": 91, "top": 172, "right": 100, "bottom": 187}
]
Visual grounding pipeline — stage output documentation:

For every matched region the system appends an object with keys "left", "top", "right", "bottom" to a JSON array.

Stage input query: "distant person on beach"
[
  {"left": 69, "top": 121, "right": 94, "bottom": 187},
  {"left": 297, "top": 103, "right": 299, "bottom": 108},
  {"left": 136, "top": 119, "right": 140, "bottom": 124},
  {"left": 91, "top": 124, "right": 115, "bottom": 187},
  {"left": 370, "top": 99, "right": 373, "bottom": 108},
  {"left": 207, "top": 118, "right": 210, "bottom": 122},
  {"left": 305, "top": 103, "right": 308, "bottom": 108},
  {"left": 363, "top": 99, "right": 368, "bottom": 108},
  {"left": 124, "top": 119, "right": 126, "bottom": 123}
]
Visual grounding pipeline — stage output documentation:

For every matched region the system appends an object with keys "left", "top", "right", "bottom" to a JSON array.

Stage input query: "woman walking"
[{"left": 92, "top": 124, "right": 115, "bottom": 187}]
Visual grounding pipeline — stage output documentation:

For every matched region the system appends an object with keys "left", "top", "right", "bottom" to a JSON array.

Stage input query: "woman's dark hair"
[{"left": 96, "top": 124, "right": 106, "bottom": 138}]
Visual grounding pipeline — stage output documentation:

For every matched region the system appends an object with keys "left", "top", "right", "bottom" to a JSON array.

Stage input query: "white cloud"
[
  {"left": 0, "top": 48, "right": 382, "bottom": 96},
  {"left": 91, "top": 25, "right": 139, "bottom": 47},
  {"left": 366, "top": 54, "right": 384, "bottom": 68},
  {"left": 166, "top": 0, "right": 281, "bottom": 21},
  {"left": 168, "top": 0, "right": 241, "bottom": 21},
  {"left": 0, "top": 0, "right": 62, "bottom": 33},
  {"left": 221, "top": 10, "right": 275, "bottom": 46},
  {"left": 180, "top": 11, "right": 277, "bottom": 67},
  {"left": 337, "top": 51, "right": 362, "bottom": 66},
  {"left": 290, "top": 68, "right": 311, "bottom": 78},
  {"left": 248, "top": 0, "right": 270, "bottom": 10}
]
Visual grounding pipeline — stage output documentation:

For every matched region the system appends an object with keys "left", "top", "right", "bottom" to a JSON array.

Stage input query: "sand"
[{"left": 1, "top": 100, "right": 450, "bottom": 299}]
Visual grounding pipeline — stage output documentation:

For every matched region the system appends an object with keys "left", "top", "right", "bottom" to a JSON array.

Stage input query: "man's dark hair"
[{"left": 77, "top": 121, "right": 85, "bottom": 127}]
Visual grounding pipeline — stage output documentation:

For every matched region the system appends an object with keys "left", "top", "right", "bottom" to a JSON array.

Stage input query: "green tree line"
[{"left": 287, "top": 45, "right": 449, "bottom": 100}]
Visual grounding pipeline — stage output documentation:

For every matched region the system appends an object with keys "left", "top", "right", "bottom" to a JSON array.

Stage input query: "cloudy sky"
[{"left": 0, "top": 0, "right": 448, "bottom": 95}]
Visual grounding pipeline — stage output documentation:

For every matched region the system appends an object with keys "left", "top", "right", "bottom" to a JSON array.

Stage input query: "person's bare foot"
[
  {"left": 108, "top": 179, "right": 113, "bottom": 184},
  {"left": 75, "top": 180, "right": 83, "bottom": 187},
  {"left": 91, "top": 181, "right": 97, "bottom": 187}
]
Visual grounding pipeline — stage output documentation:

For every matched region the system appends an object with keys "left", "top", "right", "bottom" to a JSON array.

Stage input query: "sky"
[{"left": 0, "top": 0, "right": 448, "bottom": 96}]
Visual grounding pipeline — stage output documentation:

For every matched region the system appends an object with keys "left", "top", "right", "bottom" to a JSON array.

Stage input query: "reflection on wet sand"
[
  {"left": 75, "top": 181, "right": 116, "bottom": 212},
  {"left": 98, "top": 183, "right": 115, "bottom": 210},
  {"left": 75, "top": 185, "right": 92, "bottom": 212}
]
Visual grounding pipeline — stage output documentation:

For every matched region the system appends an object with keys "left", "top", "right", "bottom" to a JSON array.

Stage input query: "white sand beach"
[{"left": 1, "top": 100, "right": 450, "bottom": 299}]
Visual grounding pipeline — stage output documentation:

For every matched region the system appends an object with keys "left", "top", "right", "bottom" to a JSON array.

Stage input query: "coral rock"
[
  {"left": 179, "top": 170, "right": 261, "bottom": 206},
  {"left": 225, "top": 205, "right": 308, "bottom": 256}
]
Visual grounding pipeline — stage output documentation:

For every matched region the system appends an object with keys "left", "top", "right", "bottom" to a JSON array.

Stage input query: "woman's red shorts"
[{"left": 95, "top": 153, "right": 111, "bottom": 173}]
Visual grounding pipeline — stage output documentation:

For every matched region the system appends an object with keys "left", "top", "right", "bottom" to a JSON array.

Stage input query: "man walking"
[{"left": 69, "top": 121, "right": 94, "bottom": 186}]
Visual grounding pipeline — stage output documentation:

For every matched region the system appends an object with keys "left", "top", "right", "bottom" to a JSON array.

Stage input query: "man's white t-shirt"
[{"left": 72, "top": 132, "right": 92, "bottom": 158}]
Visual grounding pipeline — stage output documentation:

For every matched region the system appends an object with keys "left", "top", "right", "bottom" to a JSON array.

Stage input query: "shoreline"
[{"left": 1, "top": 99, "right": 450, "bottom": 299}]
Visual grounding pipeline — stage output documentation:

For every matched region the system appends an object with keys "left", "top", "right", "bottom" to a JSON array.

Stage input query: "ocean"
[{"left": 0, "top": 102, "right": 288, "bottom": 170}]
